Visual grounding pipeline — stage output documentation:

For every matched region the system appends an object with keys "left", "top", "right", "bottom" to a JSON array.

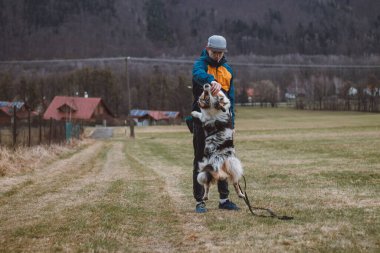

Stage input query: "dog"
[{"left": 191, "top": 83, "right": 245, "bottom": 201}]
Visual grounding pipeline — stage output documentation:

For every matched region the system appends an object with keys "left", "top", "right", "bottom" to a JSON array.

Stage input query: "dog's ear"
[
  {"left": 214, "top": 100, "right": 226, "bottom": 112},
  {"left": 218, "top": 95, "right": 226, "bottom": 105},
  {"left": 216, "top": 96, "right": 226, "bottom": 111}
]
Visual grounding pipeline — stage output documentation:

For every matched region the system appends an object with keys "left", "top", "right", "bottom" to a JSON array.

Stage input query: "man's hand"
[{"left": 210, "top": 81, "right": 221, "bottom": 96}]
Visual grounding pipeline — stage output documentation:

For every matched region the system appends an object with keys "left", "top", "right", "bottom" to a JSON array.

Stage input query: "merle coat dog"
[{"left": 191, "top": 83, "right": 245, "bottom": 201}]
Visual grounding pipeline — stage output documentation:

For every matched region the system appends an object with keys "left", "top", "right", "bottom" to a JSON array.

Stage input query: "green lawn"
[{"left": 132, "top": 107, "right": 380, "bottom": 252}]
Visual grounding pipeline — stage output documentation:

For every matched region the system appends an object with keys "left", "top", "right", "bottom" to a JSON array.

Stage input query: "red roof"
[
  {"left": 43, "top": 96, "right": 113, "bottom": 120},
  {"left": 0, "top": 101, "right": 38, "bottom": 119},
  {"left": 148, "top": 111, "right": 169, "bottom": 120},
  {"left": 130, "top": 109, "right": 180, "bottom": 120}
]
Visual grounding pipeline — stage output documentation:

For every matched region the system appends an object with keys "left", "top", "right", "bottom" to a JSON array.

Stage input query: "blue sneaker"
[
  {"left": 219, "top": 200, "right": 240, "bottom": 210},
  {"left": 195, "top": 202, "right": 207, "bottom": 213}
]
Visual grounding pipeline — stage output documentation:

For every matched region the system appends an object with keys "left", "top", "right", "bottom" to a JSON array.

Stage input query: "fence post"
[
  {"left": 129, "top": 117, "right": 135, "bottom": 138},
  {"left": 49, "top": 118, "right": 52, "bottom": 146},
  {"left": 28, "top": 109, "right": 31, "bottom": 147},
  {"left": 12, "top": 105, "right": 17, "bottom": 148},
  {"left": 39, "top": 114, "right": 42, "bottom": 145}
]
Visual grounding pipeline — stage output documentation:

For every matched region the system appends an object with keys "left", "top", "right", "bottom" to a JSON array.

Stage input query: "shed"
[{"left": 0, "top": 101, "right": 38, "bottom": 124}]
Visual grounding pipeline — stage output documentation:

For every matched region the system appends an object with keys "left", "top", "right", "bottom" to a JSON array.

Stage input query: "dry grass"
[
  {"left": 0, "top": 107, "right": 379, "bottom": 252},
  {"left": 0, "top": 139, "right": 91, "bottom": 176}
]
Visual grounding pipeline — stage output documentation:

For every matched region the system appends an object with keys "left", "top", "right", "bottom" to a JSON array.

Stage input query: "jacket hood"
[{"left": 200, "top": 49, "right": 227, "bottom": 67}]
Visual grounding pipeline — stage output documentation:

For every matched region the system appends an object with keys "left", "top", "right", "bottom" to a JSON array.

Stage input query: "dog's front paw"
[{"left": 191, "top": 111, "right": 201, "bottom": 119}]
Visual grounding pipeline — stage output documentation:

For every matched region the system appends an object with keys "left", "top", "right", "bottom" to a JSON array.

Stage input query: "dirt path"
[
  {"left": 126, "top": 142, "right": 220, "bottom": 252},
  {"left": 0, "top": 138, "right": 218, "bottom": 252}
]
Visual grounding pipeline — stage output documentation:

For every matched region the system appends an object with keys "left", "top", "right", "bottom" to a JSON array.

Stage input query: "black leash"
[{"left": 239, "top": 176, "right": 294, "bottom": 220}]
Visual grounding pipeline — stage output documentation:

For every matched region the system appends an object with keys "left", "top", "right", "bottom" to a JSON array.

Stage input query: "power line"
[
  {"left": 0, "top": 57, "right": 126, "bottom": 65},
  {"left": 128, "top": 57, "right": 194, "bottom": 65},
  {"left": 1, "top": 56, "right": 380, "bottom": 69},
  {"left": 128, "top": 58, "right": 380, "bottom": 69},
  {"left": 231, "top": 62, "right": 380, "bottom": 69}
]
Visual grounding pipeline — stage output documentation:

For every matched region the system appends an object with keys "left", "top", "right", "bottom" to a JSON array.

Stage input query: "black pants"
[{"left": 193, "top": 118, "right": 229, "bottom": 202}]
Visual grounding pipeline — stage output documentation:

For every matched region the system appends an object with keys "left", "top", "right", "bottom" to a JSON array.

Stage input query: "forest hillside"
[{"left": 1, "top": 0, "right": 380, "bottom": 60}]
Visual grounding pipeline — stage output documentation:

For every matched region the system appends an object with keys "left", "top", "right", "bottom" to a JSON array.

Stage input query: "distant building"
[
  {"left": 43, "top": 96, "right": 114, "bottom": 125},
  {"left": 348, "top": 87, "right": 358, "bottom": 96},
  {"left": 0, "top": 101, "right": 38, "bottom": 124},
  {"left": 130, "top": 109, "right": 181, "bottom": 126}
]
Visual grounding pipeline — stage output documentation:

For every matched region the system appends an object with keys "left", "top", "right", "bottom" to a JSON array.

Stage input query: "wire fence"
[{"left": 0, "top": 107, "right": 83, "bottom": 147}]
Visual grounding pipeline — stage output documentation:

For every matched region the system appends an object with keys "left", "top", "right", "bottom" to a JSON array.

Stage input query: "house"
[
  {"left": 130, "top": 109, "right": 181, "bottom": 126},
  {"left": 43, "top": 96, "right": 114, "bottom": 125},
  {"left": 0, "top": 101, "right": 38, "bottom": 124}
]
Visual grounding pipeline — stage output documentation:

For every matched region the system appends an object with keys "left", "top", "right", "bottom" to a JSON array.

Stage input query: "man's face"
[{"left": 207, "top": 48, "right": 224, "bottom": 63}]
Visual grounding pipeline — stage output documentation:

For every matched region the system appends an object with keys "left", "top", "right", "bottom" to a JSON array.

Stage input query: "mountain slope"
[{"left": 0, "top": 0, "right": 380, "bottom": 60}]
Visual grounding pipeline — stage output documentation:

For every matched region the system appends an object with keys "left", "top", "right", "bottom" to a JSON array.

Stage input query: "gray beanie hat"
[{"left": 207, "top": 35, "right": 227, "bottom": 52}]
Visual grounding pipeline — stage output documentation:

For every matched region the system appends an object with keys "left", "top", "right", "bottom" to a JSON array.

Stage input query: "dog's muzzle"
[
  {"left": 200, "top": 83, "right": 225, "bottom": 112},
  {"left": 198, "top": 84, "right": 211, "bottom": 108}
]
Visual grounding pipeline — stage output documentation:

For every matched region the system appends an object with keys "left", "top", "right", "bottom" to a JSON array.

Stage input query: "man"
[{"left": 191, "top": 35, "right": 239, "bottom": 213}]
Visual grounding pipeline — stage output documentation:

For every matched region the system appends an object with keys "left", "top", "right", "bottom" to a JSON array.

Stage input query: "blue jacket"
[{"left": 192, "top": 49, "right": 235, "bottom": 128}]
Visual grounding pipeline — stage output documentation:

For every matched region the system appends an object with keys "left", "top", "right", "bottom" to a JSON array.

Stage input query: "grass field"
[{"left": 0, "top": 107, "right": 379, "bottom": 252}]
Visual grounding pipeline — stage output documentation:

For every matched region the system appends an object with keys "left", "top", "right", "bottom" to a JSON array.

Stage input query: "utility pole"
[{"left": 126, "top": 57, "right": 134, "bottom": 138}]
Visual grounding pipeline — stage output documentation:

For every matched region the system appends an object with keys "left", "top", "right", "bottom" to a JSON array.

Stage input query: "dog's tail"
[{"left": 197, "top": 172, "right": 209, "bottom": 185}]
